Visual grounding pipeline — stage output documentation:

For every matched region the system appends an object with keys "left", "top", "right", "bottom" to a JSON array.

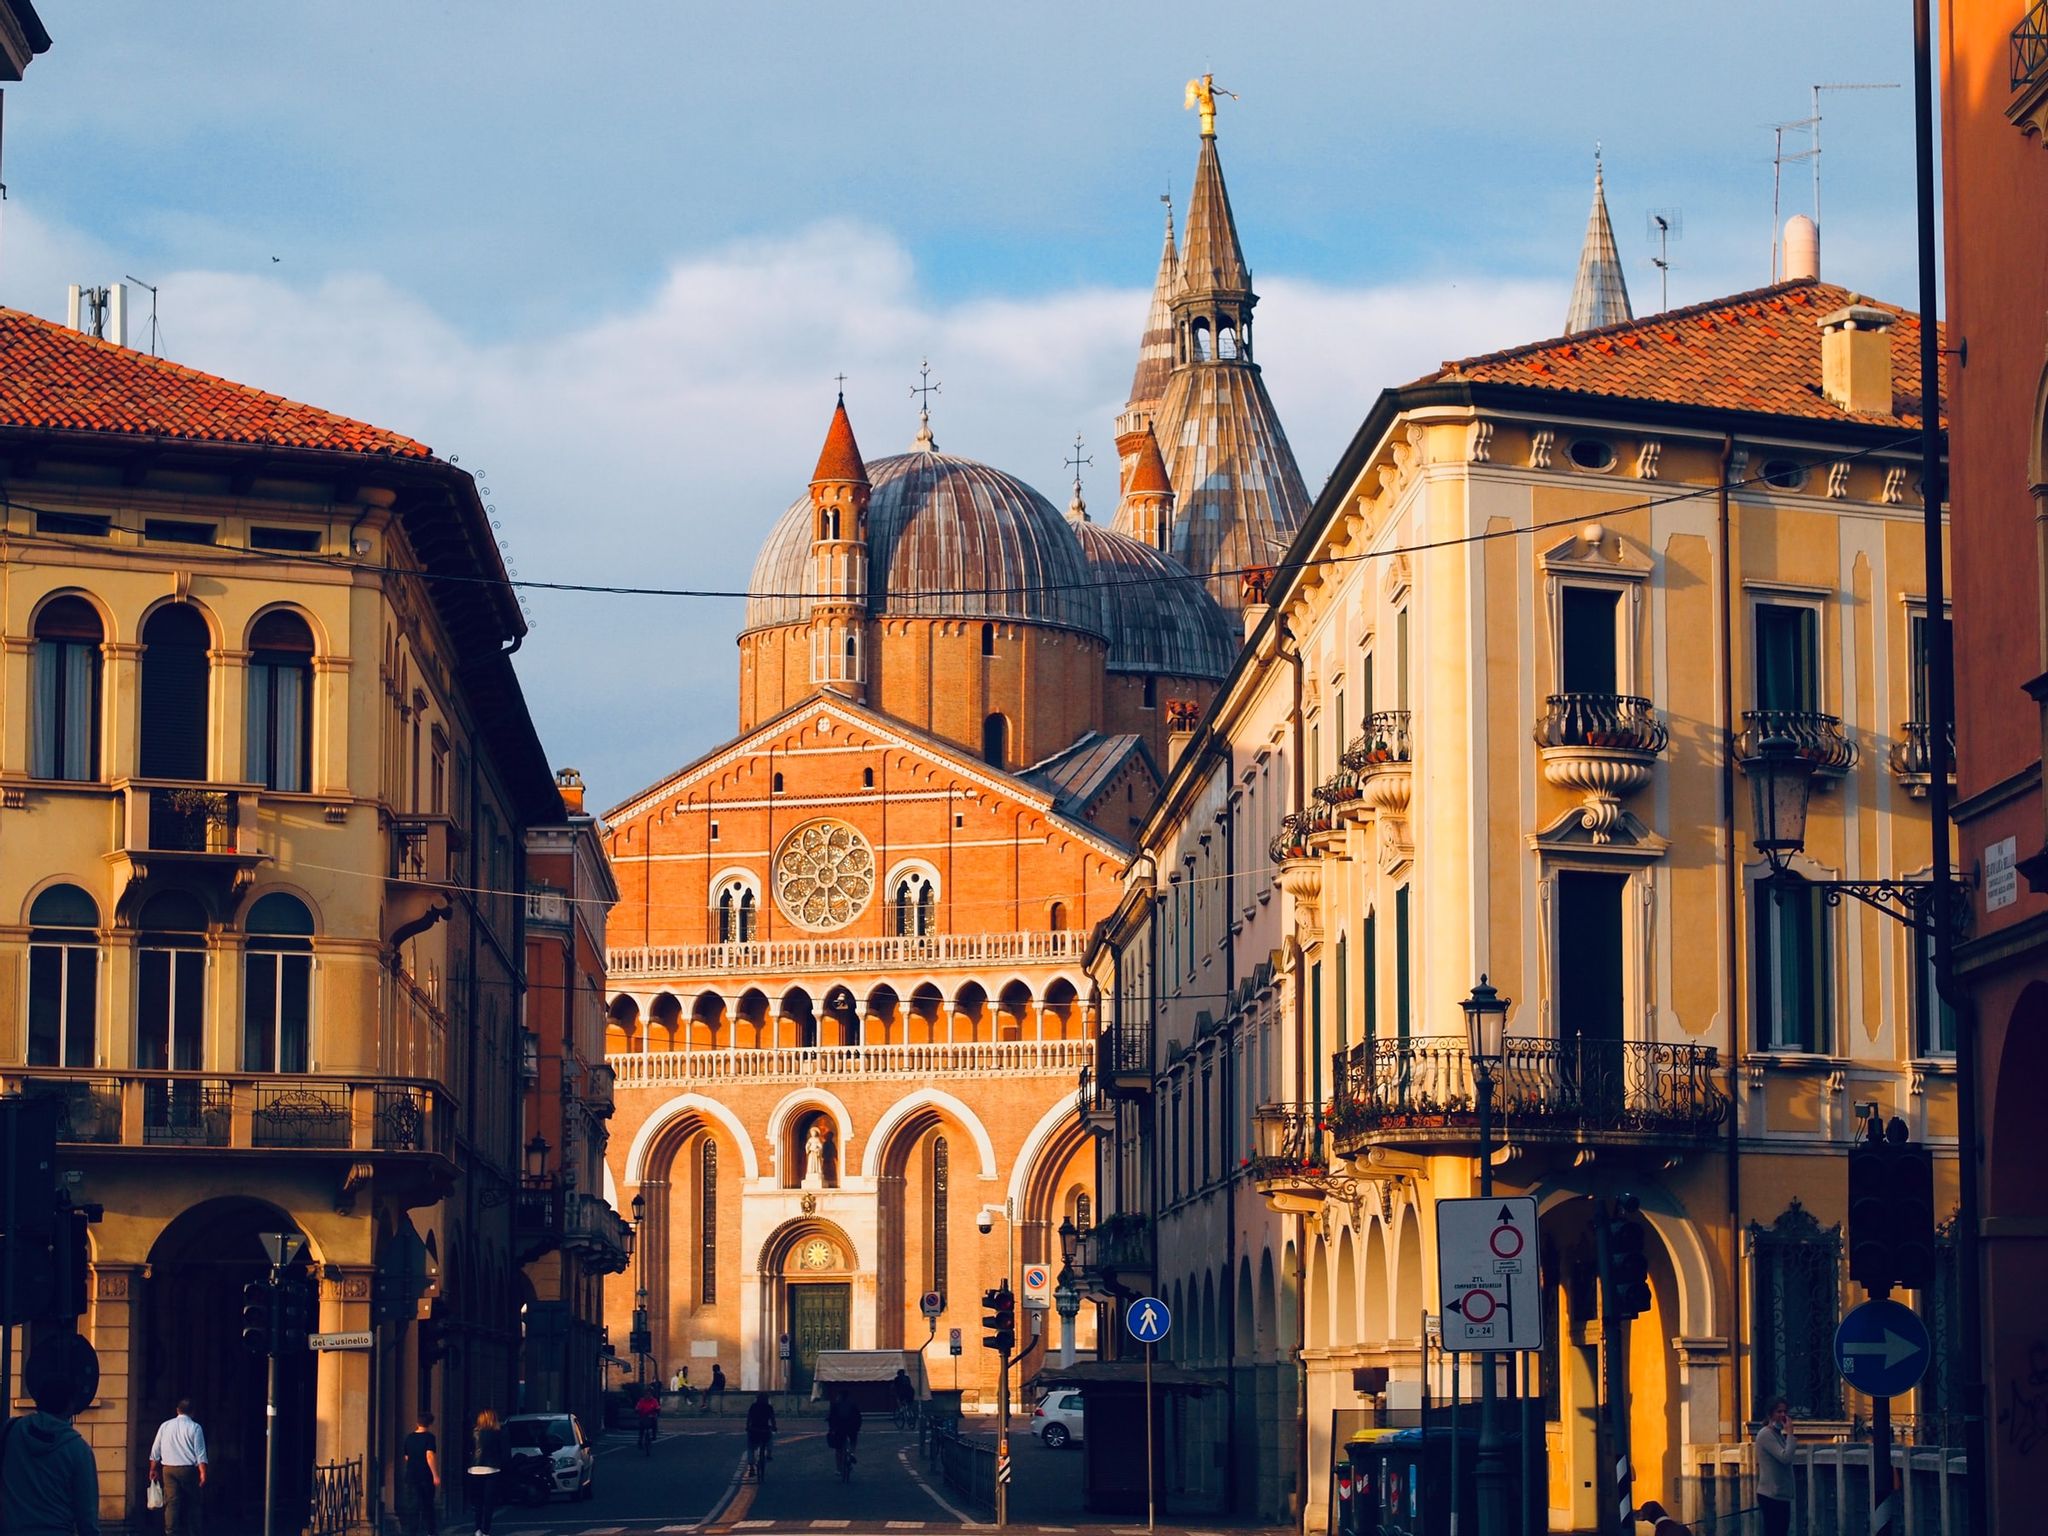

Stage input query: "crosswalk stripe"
[
  {"left": 884, "top": 1524, "right": 927, "bottom": 1530},
  {"left": 810, "top": 1523, "right": 851, "bottom": 1529}
]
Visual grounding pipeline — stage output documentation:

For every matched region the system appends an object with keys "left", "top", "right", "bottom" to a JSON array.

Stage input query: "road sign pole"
[
  {"left": 1144, "top": 1340, "right": 1154, "bottom": 1533},
  {"left": 1473, "top": 1061, "right": 1508, "bottom": 1536},
  {"left": 1868, "top": 1282, "right": 1897, "bottom": 1536}
]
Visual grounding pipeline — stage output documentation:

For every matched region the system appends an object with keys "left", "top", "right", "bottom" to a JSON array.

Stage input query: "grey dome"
[
  {"left": 1070, "top": 517, "right": 1237, "bottom": 680},
  {"left": 745, "top": 452, "right": 1104, "bottom": 639}
]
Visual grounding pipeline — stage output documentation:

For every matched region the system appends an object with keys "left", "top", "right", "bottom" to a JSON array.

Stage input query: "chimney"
[
  {"left": 106, "top": 283, "right": 127, "bottom": 347},
  {"left": 554, "top": 767, "right": 586, "bottom": 816},
  {"left": 1783, "top": 215, "right": 1819, "bottom": 281},
  {"left": 1165, "top": 699, "right": 1199, "bottom": 768},
  {"left": 1818, "top": 300, "right": 1895, "bottom": 415}
]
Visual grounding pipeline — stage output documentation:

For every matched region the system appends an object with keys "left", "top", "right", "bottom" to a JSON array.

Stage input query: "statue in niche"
[{"left": 802, "top": 1122, "right": 828, "bottom": 1190}]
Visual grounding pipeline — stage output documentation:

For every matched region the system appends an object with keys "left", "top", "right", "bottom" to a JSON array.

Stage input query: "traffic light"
[
  {"left": 1849, "top": 1115, "right": 1938, "bottom": 1294},
  {"left": 1602, "top": 1194, "right": 1651, "bottom": 1322},
  {"left": 44, "top": 1199, "right": 100, "bottom": 1322},
  {"left": 981, "top": 1286, "right": 1006, "bottom": 1354},
  {"left": 241, "top": 1280, "right": 276, "bottom": 1355},
  {"left": 275, "top": 1271, "right": 314, "bottom": 1351},
  {"left": 419, "top": 1317, "right": 451, "bottom": 1371},
  {"left": 992, "top": 1283, "right": 1016, "bottom": 1358}
]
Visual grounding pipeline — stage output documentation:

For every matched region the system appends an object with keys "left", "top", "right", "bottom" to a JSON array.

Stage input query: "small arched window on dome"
[
  {"left": 715, "top": 877, "right": 759, "bottom": 944},
  {"left": 893, "top": 872, "right": 937, "bottom": 938},
  {"left": 982, "top": 713, "right": 1009, "bottom": 771},
  {"left": 1217, "top": 325, "right": 1239, "bottom": 360},
  {"left": 1143, "top": 676, "right": 1158, "bottom": 710},
  {"left": 1192, "top": 318, "right": 1213, "bottom": 362},
  {"left": 981, "top": 623, "right": 996, "bottom": 657}
]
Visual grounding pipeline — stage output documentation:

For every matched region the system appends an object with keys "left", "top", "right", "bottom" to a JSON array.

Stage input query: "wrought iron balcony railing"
[
  {"left": 2016, "top": 0, "right": 2048, "bottom": 92},
  {"left": 1328, "top": 1034, "right": 1726, "bottom": 1150},
  {"left": 1533, "top": 693, "right": 1669, "bottom": 754},
  {"left": 1733, "top": 708, "right": 1858, "bottom": 775},
  {"left": 1313, "top": 767, "right": 1364, "bottom": 809},
  {"left": 1342, "top": 711, "right": 1414, "bottom": 771},
  {"left": 1886, "top": 720, "right": 1956, "bottom": 795},
  {"left": 1097, "top": 1021, "right": 1152, "bottom": 1090},
  {"left": 1268, "top": 807, "right": 1335, "bottom": 863},
  {"left": 1078, "top": 1212, "right": 1155, "bottom": 1284}
]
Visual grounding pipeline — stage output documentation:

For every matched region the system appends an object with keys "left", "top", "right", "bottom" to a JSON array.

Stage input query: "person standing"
[
  {"left": 704, "top": 1364, "right": 726, "bottom": 1415},
  {"left": 468, "top": 1411, "right": 506, "bottom": 1536},
  {"left": 397, "top": 1412, "right": 440, "bottom": 1536},
  {"left": 1, "top": 1334, "right": 102, "bottom": 1536},
  {"left": 147, "top": 1400, "right": 207, "bottom": 1536},
  {"left": 1753, "top": 1397, "right": 1795, "bottom": 1536}
]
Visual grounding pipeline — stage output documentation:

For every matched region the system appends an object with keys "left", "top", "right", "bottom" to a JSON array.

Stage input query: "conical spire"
[
  {"left": 812, "top": 394, "right": 868, "bottom": 485},
  {"left": 1177, "top": 135, "right": 1251, "bottom": 302},
  {"left": 1123, "top": 197, "right": 1179, "bottom": 424},
  {"left": 1564, "top": 154, "right": 1633, "bottom": 335}
]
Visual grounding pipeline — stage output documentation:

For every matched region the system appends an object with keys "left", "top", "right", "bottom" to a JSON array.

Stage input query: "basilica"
[{"left": 598, "top": 107, "right": 1307, "bottom": 1401}]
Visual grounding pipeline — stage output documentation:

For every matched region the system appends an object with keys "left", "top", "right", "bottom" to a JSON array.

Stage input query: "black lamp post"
[
  {"left": 1462, "top": 976, "right": 1511, "bottom": 1536},
  {"left": 524, "top": 1134, "right": 550, "bottom": 1182},
  {"left": 1054, "top": 1217, "right": 1081, "bottom": 1367}
]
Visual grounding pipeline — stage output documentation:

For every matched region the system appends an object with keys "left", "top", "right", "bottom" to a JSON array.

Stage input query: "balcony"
[
  {"left": 387, "top": 816, "right": 457, "bottom": 939},
  {"left": 607, "top": 927, "right": 1088, "bottom": 981},
  {"left": 1098, "top": 1021, "right": 1153, "bottom": 1097},
  {"left": 1246, "top": 1105, "right": 1355, "bottom": 1216},
  {"left": 609, "top": 1036, "right": 1093, "bottom": 1090},
  {"left": 1268, "top": 810, "right": 1331, "bottom": 943},
  {"left": 0, "top": 1069, "right": 453, "bottom": 1163},
  {"left": 1078, "top": 1212, "right": 1155, "bottom": 1297},
  {"left": 1327, "top": 1035, "right": 1726, "bottom": 1156},
  {"left": 583, "top": 1062, "right": 617, "bottom": 1118},
  {"left": 1734, "top": 709, "right": 1857, "bottom": 778},
  {"left": 1886, "top": 721, "right": 1955, "bottom": 801},
  {"left": 1534, "top": 693, "right": 1668, "bottom": 844},
  {"left": 1343, "top": 711, "right": 1413, "bottom": 863},
  {"left": 2014, "top": 0, "right": 2048, "bottom": 137},
  {"left": 514, "top": 1182, "right": 564, "bottom": 1260},
  {"left": 564, "top": 1191, "right": 632, "bottom": 1273},
  {"left": 110, "top": 782, "right": 269, "bottom": 902},
  {"left": 1313, "top": 767, "right": 1367, "bottom": 828},
  {"left": 1076, "top": 1064, "right": 1116, "bottom": 1135}
]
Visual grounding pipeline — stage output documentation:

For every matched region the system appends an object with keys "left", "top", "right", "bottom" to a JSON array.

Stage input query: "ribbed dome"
[
  {"left": 745, "top": 451, "right": 1105, "bottom": 639},
  {"left": 1070, "top": 518, "right": 1237, "bottom": 680}
]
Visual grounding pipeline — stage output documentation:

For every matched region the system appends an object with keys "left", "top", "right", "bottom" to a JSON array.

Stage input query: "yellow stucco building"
[
  {"left": 1087, "top": 255, "right": 1959, "bottom": 1529},
  {"left": 0, "top": 308, "right": 564, "bottom": 1532}
]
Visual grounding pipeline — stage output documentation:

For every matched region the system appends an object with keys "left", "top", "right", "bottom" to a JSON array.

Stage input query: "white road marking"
[
  {"left": 810, "top": 1523, "right": 851, "bottom": 1530},
  {"left": 884, "top": 1524, "right": 927, "bottom": 1530}
]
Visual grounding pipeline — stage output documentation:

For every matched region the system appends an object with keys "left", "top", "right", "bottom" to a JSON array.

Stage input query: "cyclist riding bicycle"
[
  {"left": 634, "top": 1386, "right": 660, "bottom": 1452},
  {"left": 826, "top": 1389, "right": 863, "bottom": 1479},
  {"left": 891, "top": 1368, "right": 917, "bottom": 1428},
  {"left": 744, "top": 1392, "right": 777, "bottom": 1479}
]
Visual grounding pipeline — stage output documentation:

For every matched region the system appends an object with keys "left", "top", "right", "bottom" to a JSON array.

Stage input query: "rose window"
[{"left": 773, "top": 819, "right": 876, "bottom": 931}]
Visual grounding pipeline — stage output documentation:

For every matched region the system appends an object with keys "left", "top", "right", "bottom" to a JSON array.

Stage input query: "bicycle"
[
  {"left": 636, "top": 1416, "right": 657, "bottom": 1456},
  {"left": 834, "top": 1435, "right": 856, "bottom": 1482},
  {"left": 745, "top": 1434, "right": 771, "bottom": 1482},
  {"left": 892, "top": 1400, "right": 917, "bottom": 1431}
]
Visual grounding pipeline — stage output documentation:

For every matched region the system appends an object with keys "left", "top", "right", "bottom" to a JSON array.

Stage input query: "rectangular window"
[
  {"left": 28, "top": 941, "right": 97, "bottom": 1067},
  {"left": 1364, "top": 912, "right": 1378, "bottom": 1049},
  {"left": 143, "top": 518, "right": 217, "bottom": 545},
  {"left": 928, "top": 1136, "right": 948, "bottom": 1300},
  {"left": 1395, "top": 887, "right": 1412, "bottom": 1041},
  {"left": 1756, "top": 880, "right": 1830, "bottom": 1052},
  {"left": 243, "top": 950, "right": 311, "bottom": 1072},
  {"left": 1561, "top": 587, "right": 1621, "bottom": 694},
  {"left": 138, "top": 946, "right": 206, "bottom": 1070},
  {"left": 700, "top": 1141, "right": 719, "bottom": 1305},
  {"left": 1556, "top": 871, "right": 1627, "bottom": 1117},
  {"left": 1754, "top": 602, "right": 1819, "bottom": 712},
  {"left": 1334, "top": 934, "right": 1349, "bottom": 1055},
  {"left": 32, "top": 637, "right": 100, "bottom": 781},
  {"left": 1200, "top": 1070, "right": 1212, "bottom": 1185},
  {"left": 36, "top": 511, "right": 109, "bottom": 538},
  {"left": 1913, "top": 926, "right": 1956, "bottom": 1056},
  {"left": 247, "top": 657, "right": 310, "bottom": 791},
  {"left": 249, "top": 526, "right": 321, "bottom": 552}
]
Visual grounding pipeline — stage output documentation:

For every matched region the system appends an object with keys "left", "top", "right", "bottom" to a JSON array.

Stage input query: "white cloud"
[{"left": 4, "top": 213, "right": 1561, "bottom": 809}]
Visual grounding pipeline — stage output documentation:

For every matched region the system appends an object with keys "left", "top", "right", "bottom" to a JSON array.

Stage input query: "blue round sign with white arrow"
[
  {"left": 1832, "top": 1297, "right": 1930, "bottom": 1399},
  {"left": 1125, "top": 1295, "right": 1172, "bottom": 1345}
]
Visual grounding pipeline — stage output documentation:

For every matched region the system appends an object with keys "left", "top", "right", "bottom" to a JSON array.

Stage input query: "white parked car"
[
  {"left": 503, "top": 1413, "right": 595, "bottom": 1500},
  {"left": 1028, "top": 1390, "right": 1084, "bottom": 1449}
]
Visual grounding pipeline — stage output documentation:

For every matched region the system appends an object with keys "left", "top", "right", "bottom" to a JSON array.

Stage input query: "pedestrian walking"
[
  {"left": 397, "top": 1412, "right": 440, "bottom": 1536},
  {"left": 703, "top": 1364, "right": 726, "bottom": 1415},
  {"left": 2, "top": 1333, "right": 102, "bottom": 1536},
  {"left": 1753, "top": 1397, "right": 1795, "bottom": 1536},
  {"left": 467, "top": 1411, "right": 507, "bottom": 1536},
  {"left": 147, "top": 1400, "right": 207, "bottom": 1536}
]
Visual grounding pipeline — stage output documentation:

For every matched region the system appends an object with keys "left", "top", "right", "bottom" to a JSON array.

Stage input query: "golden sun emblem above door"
[{"left": 800, "top": 1238, "right": 837, "bottom": 1271}]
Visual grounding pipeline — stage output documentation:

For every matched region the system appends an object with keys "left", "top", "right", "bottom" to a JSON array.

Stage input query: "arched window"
[
  {"left": 893, "top": 872, "right": 937, "bottom": 937},
  {"left": 772, "top": 772, "right": 785, "bottom": 795},
  {"left": 715, "top": 879, "right": 758, "bottom": 944},
  {"left": 1218, "top": 325, "right": 1238, "bottom": 360},
  {"left": 844, "top": 633, "right": 859, "bottom": 680},
  {"left": 862, "top": 767, "right": 875, "bottom": 788},
  {"left": 28, "top": 884, "right": 98, "bottom": 1067},
  {"left": 244, "top": 892, "right": 314, "bottom": 1072},
  {"left": 1191, "top": 318, "right": 1213, "bottom": 362},
  {"left": 1142, "top": 675, "right": 1157, "bottom": 710},
  {"left": 31, "top": 597, "right": 102, "bottom": 781},
  {"left": 140, "top": 604, "right": 212, "bottom": 781},
  {"left": 982, "top": 713, "right": 1008, "bottom": 770},
  {"left": 1047, "top": 901, "right": 1067, "bottom": 932},
  {"left": 929, "top": 1133, "right": 950, "bottom": 1301},
  {"left": 981, "top": 623, "right": 996, "bottom": 657},
  {"left": 137, "top": 888, "right": 207, "bottom": 1071},
  {"left": 699, "top": 1138, "right": 719, "bottom": 1305},
  {"left": 1074, "top": 1192, "right": 1092, "bottom": 1232},
  {"left": 247, "top": 610, "right": 315, "bottom": 792}
]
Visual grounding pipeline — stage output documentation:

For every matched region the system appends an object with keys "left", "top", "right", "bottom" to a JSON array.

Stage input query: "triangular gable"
[{"left": 605, "top": 694, "right": 1132, "bottom": 863}]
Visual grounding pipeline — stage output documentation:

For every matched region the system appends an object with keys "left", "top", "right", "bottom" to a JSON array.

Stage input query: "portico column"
[
  {"left": 315, "top": 1267, "right": 374, "bottom": 1470},
  {"left": 84, "top": 1264, "right": 145, "bottom": 1532}
]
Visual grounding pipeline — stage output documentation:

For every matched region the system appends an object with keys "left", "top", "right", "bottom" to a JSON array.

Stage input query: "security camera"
[{"left": 977, "top": 1210, "right": 994, "bottom": 1235}]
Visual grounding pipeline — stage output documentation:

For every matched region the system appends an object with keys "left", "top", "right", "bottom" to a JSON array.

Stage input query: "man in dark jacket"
[
  {"left": 826, "top": 1390, "right": 862, "bottom": 1467},
  {"left": 1, "top": 1335, "right": 102, "bottom": 1536}
]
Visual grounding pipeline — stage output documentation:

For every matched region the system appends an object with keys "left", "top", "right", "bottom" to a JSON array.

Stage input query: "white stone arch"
[
  {"left": 863, "top": 1089, "right": 998, "bottom": 1182},
  {"left": 1002, "top": 1093, "right": 1081, "bottom": 1207},
  {"left": 622, "top": 1091, "right": 761, "bottom": 1184},
  {"left": 765, "top": 1088, "right": 855, "bottom": 1171},
  {"left": 1533, "top": 1185, "right": 1717, "bottom": 1338}
]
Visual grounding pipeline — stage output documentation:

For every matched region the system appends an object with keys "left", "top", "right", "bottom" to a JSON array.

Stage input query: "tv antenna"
[
  {"left": 125, "top": 276, "right": 160, "bottom": 356},
  {"left": 1646, "top": 209, "right": 1683, "bottom": 313},
  {"left": 1771, "top": 81, "right": 1900, "bottom": 281}
]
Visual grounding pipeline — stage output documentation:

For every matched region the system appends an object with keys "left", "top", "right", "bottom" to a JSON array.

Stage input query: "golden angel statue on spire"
[{"left": 1183, "top": 72, "right": 1237, "bottom": 136}]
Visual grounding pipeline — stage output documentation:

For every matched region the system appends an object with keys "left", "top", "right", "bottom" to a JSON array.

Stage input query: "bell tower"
[{"left": 807, "top": 394, "right": 870, "bottom": 701}]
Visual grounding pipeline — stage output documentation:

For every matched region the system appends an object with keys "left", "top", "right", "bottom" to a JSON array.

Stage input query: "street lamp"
[
  {"left": 978, "top": 1200, "right": 1018, "bottom": 1530},
  {"left": 1744, "top": 733, "right": 1947, "bottom": 932},
  {"left": 1461, "top": 976, "right": 1511, "bottom": 1536},
  {"left": 524, "top": 1134, "right": 550, "bottom": 1181},
  {"left": 1054, "top": 1217, "right": 1081, "bottom": 1368}
]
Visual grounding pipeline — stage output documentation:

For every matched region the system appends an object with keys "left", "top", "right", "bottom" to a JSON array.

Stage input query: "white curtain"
[{"left": 32, "top": 640, "right": 94, "bottom": 780}]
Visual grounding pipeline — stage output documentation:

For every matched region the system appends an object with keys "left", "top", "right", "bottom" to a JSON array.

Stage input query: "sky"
[{"left": 0, "top": 3, "right": 1932, "bottom": 811}]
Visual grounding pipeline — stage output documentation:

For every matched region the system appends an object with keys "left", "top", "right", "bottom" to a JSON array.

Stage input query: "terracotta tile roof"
[
  {"left": 811, "top": 396, "right": 868, "bottom": 484},
  {"left": 0, "top": 306, "right": 432, "bottom": 457},
  {"left": 1126, "top": 422, "right": 1172, "bottom": 495},
  {"left": 1424, "top": 279, "right": 1945, "bottom": 430}
]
